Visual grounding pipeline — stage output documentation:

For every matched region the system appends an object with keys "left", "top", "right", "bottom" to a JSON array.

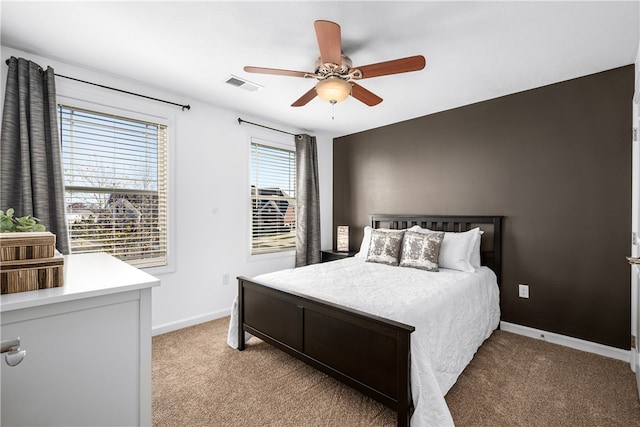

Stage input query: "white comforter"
[{"left": 227, "top": 257, "right": 500, "bottom": 426}]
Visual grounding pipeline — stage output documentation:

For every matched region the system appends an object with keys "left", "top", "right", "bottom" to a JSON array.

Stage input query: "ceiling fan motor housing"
[{"left": 315, "top": 54, "right": 353, "bottom": 77}]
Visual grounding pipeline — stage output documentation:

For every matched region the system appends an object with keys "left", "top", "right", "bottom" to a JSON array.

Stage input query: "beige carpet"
[{"left": 152, "top": 317, "right": 640, "bottom": 426}]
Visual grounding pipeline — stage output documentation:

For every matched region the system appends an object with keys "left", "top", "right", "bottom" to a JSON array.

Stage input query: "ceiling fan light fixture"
[{"left": 315, "top": 77, "right": 351, "bottom": 104}]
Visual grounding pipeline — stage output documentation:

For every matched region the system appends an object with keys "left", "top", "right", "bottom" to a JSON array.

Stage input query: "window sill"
[
  {"left": 141, "top": 264, "right": 176, "bottom": 276},
  {"left": 248, "top": 250, "right": 295, "bottom": 262}
]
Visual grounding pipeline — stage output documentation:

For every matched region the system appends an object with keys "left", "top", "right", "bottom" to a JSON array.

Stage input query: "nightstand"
[{"left": 321, "top": 250, "right": 358, "bottom": 263}]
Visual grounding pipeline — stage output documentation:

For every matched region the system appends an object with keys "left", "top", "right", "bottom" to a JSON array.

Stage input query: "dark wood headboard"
[{"left": 369, "top": 214, "right": 503, "bottom": 285}]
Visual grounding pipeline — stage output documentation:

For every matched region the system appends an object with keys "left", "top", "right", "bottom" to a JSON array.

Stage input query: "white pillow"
[
  {"left": 470, "top": 229, "right": 484, "bottom": 268},
  {"left": 355, "top": 226, "right": 373, "bottom": 258},
  {"left": 440, "top": 228, "right": 479, "bottom": 272},
  {"left": 411, "top": 226, "right": 480, "bottom": 272}
]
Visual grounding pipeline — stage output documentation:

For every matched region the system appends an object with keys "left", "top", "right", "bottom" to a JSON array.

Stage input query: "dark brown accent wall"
[{"left": 333, "top": 65, "right": 634, "bottom": 349}]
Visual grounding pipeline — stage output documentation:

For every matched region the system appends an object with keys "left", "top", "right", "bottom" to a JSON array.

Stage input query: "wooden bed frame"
[{"left": 237, "top": 214, "right": 502, "bottom": 426}]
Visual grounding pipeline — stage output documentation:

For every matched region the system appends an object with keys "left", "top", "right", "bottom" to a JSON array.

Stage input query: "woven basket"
[
  {"left": 0, "top": 232, "right": 56, "bottom": 261},
  {"left": 0, "top": 253, "right": 64, "bottom": 294}
]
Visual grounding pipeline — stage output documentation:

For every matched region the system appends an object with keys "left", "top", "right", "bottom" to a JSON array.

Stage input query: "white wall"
[{"left": 0, "top": 46, "right": 335, "bottom": 334}]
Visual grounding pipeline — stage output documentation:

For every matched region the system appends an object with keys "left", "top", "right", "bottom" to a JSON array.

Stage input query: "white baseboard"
[
  {"left": 152, "top": 308, "right": 231, "bottom": 336},
  {"left": 500, "top": 321, "right": 630, "bottom": 363},
  {"left": 634, "top": 348, "right": 640, "bottom": 397},
  {"left": 637, "top": 361, "right": 640, "bottom": 398}
]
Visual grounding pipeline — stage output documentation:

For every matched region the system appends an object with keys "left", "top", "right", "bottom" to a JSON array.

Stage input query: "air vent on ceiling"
[{"left": 225, "top": 75, "right": 263, "bottom": 92}]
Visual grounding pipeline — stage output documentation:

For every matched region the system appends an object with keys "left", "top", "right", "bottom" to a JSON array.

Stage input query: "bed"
[{"left": 228, "top": 214, "right": 502, "bottom": 426}]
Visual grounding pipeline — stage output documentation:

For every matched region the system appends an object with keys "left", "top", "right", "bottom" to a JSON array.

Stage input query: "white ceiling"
[{"left": 1, "top": 1, "right": 638, "bottom": 137}]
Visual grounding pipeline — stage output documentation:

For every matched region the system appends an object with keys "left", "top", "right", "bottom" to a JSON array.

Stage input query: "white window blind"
[
  {"left": 59, "top": 105, "right": 168, "bottom": 268},
  {"left": 250, "top": 141, "right": 296, "bottom": 255}
]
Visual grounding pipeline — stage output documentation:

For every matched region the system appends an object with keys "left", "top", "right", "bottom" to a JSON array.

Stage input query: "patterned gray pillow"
[
  {"left": 366, "top": 229, "right": 405, "bottom": 266},
  {"left": 399, "top": 231, "right": 445, "bottom": 271}
]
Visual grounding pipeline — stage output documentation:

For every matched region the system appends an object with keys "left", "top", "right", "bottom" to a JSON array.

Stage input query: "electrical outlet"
[
  {"left": 518, "top": 284, "right": 529, "bottom": 298},
  {"left": 222, "top": 274, "right": 230, "bottom": 286}
]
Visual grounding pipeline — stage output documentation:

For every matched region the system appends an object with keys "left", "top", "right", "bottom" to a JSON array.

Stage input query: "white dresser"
[{"left": 1, "top": 253, "right": 160, "bottom": 427}]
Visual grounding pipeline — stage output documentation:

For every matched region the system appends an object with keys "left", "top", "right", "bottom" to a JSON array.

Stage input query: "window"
[
  {"left": 59, "top": 105, "right": 168, "bottom": 268},
  {"left": 250, "top": 139, "right": 296, "bottom": 255}
]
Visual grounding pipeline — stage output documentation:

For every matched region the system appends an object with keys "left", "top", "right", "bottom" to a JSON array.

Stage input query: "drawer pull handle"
[{"left": 1, "top": 337, "right": 26, "bottom": 367}]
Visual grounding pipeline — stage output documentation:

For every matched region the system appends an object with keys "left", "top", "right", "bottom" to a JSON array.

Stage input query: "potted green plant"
[{"left": 0, "top": 208, "right": 46, "bottom": 232}]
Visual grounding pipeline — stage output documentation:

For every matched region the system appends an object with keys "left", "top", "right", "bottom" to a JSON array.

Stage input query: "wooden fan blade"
[
  {"left": 314, "top": 20, "right": 342, "bottom": 65},
  {"left": 351, "top": 82, "right": 382, "bottom": 106},
  {"left": 352, "top": 55, "right": 426, "bottom": 79},
  {"left": 291, "top": 87, "right": 317, "bottom": 107},
  {"left": 244, "top": 66, "right": 310, "bottom": 78}
]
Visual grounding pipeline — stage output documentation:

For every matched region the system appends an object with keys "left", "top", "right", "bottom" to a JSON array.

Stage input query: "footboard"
[{"left": 237, "top": 277, "right": 415, "bottom": 426}]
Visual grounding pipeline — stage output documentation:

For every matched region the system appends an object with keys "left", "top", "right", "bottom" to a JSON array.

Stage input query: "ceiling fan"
[{"left": 243, "top": 20, "right": 426, "bottom": 107}]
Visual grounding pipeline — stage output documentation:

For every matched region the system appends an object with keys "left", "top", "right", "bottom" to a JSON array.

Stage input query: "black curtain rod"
[
  {"left": 57, "top": 74, "right": 191, "bottom": 111},
  {"left": 5, "top": 58, "right": 191, "bottom": 111},
  {"left": 237, "top": 118, "right": 295, "bottom": 136}
]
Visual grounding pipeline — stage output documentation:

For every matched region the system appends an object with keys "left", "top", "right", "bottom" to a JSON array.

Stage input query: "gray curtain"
[
  {"left": 1, "top": 57, "right": 70, "bottom": 254},
  {"left": 295, "top": 134, "right": 321, "bottom": 267}
]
